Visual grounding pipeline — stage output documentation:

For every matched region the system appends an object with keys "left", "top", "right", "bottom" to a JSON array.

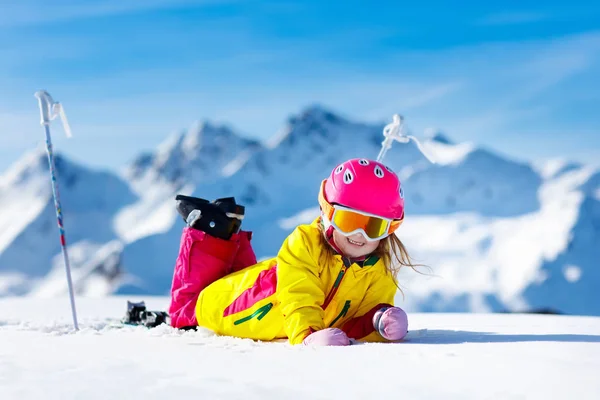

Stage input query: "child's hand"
[
  {"left": 302, "top": 328, "right": 351, "bottom": 346},
  {"left": 373, "top": 306, "right": 408, "bottom": 341}
]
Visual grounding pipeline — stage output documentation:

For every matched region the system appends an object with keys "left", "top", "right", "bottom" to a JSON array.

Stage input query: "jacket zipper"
[
  {"left": 322, "top": 263, "right": 348, "bottom": 310},
  {"left": 329, "top": 300, "right": 351, "bottom": 327},
  {"left": 233, "top": 302, "right": 273, "bottom": 325}
]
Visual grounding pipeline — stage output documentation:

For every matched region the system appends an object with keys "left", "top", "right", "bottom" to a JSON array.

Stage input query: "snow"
[
  {"left": 30, "top": 240, "right": 124, "bottom": 297},
  {"left": 222, "top": 148, "right": 257, "bottom": 177},
  {"left": 125, "top": 120, "right": 262, "bottom": 191},
  {"left": 396, "top": 164, "right": 597, "bottom": 314},
  {"left": 563, "top": 265, "right": 582, "bottom": 283},
  {"left": 0, "top": 148, "right": 51, "bottom": 255},
  {"left": 0, "top": 296, "right": 599, "bottom": 399},
  {"left": 420, "top": 138, "right": 475, "bottom": 165},
  {"left": 113, "top": 182, "right": 189, "bottom": 243},
  {"left": 535, "top": 158, "right": 582, "bottom": 179},
  {"left": 278, "top": 206, "right": 320, "bottom": 230},
  {"left": 0, "top": 149, "right": 137, "bottom": 295}
]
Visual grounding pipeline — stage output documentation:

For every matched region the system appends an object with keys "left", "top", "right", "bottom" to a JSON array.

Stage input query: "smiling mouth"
[{"left": 347, "top": 237, "right": 365, "bottom": 246}]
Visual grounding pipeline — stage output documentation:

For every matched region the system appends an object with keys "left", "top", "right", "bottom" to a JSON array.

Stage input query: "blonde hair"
[{"left": 316, "top": 219, "right": 427, "bottom": 294}]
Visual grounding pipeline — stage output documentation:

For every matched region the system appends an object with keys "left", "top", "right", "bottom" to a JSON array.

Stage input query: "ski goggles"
[{"left": 319, "top": 181, "right": 403, "bottom": 241}]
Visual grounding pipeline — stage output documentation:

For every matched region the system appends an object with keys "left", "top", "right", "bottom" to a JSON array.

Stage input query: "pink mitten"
[
  {"left": 373, "top": 307, "right": 408, "bottom": 341},
  {"left": 302, "top": 328, "right": 351, "bottom": 346}
]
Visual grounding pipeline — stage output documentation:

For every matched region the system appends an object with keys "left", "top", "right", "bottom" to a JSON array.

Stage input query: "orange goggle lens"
[{"left": 331, "top": 208, "right": 390, "bottom": 239}]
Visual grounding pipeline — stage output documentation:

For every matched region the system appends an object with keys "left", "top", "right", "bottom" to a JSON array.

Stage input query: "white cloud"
[
  {"left": 389, "top": 31, "right": 600, "bottom": 126},
  {"left": 0, "top": 0, "right": 239, "bottom": 27},
  {"left": 360, "top": 82, "right": 463, "bottom": 121}
]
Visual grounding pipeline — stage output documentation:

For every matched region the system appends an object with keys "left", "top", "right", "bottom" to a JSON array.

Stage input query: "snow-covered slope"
[
  {"left": 393, "top": 164, "right": 599, "bottom": 315},
  {"left": 405, "top": 136, "right": 542, "bottom": 216},
  {"left": 0, "top": 148, "right": 137, "bottom": 295},
  {"left": 523, "top": 169, "right": 600, "bottom": 315},
  {"left": 1, "top": 296, "right": 599, "bottom": 400}
]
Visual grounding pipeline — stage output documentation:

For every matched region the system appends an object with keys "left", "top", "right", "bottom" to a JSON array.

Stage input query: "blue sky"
[{"left": 1, "top": 0, "right": 599, "bottom": 173}]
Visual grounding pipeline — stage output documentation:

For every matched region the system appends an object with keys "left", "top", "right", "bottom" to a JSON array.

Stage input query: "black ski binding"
[
  {"left": 175, "top": 195, "right": 245, "bottom": 240},
  {"left": 122, "top": 300, "right": 169, "bottom": 328}
]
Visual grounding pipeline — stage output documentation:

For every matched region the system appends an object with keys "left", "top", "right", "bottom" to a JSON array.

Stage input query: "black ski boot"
[
  {"left": 175, "top": 195, "right": 245, "bottom": 240},
  {"left": 122, "top": 301, "right": 169, "bottom": 328}
]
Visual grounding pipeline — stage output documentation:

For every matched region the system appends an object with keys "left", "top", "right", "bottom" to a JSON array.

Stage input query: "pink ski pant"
[{"left": 168, "top": 227, "right": 257, "bottom": 328}]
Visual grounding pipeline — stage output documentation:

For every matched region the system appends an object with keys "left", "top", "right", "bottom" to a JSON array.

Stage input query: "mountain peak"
[
  {"left": 126, "top": 119, "right": 262, "bottom": 188},
  {"left": 292, "top": 104, "right": 346, "bottom": 126},
  {"left": 189, "top": 119, "right": 238, "bottom": 138},
  {"left": 0, "top": 147, "right": 79, "bottom": 190},
  {"left": 1, "top": 147, "right": 45, "bottom": 185},
  {"left": 156, "top": 120, "right": 241, "bottom": 157},
  {"left": 181, "top": 120, "right": 243, "bottom": 156},
  {"left": 267, "top": 105, "right": 357, "bottom": 150}
]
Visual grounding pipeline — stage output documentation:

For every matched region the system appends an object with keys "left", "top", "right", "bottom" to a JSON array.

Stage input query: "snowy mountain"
[
  {"left": 523, "top": 168, "right": 600, "bottom": 315},
  {"left": 125, "top": 120, "right": 262, "bottom": 191},
  {"left": 0, "top": 148, "right": 137, "bottom": 296},
  {"left": 113, "top": 121, "right": 263, "bottom": 243},
  {"left": 405, "top": 137, "right": 542, "bottom": 216},
  {"left": 0, "top": 105, "right": 598, "bottom": 318},
  {"left": 393, "top": 163, "right": 600, "bottom": 315}
]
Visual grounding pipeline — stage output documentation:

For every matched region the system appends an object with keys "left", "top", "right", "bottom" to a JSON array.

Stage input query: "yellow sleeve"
[
  {"left": 276, "top": 226, "right": 325, "bottom": 345},
  {"left": 343, "top": 267, "right": 398, "bottom": 342}
]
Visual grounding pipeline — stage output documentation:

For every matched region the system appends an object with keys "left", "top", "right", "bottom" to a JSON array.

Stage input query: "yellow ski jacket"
[{"left": 195, "top": 218, "right": 398, "bottom": 344}]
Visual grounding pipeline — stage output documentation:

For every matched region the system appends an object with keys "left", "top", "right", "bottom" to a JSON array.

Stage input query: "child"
[{"left": 169, "top": 158, "right": 416, "bottom": 345}]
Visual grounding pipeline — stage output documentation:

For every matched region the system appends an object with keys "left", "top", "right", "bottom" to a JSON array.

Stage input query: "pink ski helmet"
[{"left": 319, "top": 158, "right": 405, "bottom": 220}]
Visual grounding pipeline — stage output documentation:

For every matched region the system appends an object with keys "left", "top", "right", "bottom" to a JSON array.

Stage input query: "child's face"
[{"left": 332, "top": 229, "right": 380, "bottom": 259}]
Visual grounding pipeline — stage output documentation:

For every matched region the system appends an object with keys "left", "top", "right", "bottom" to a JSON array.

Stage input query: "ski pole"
[
  {"left": 376, "top": 114, "right": 436, "bottom": 164},
  {"left": 34, "top": 90, "right": 78, "bottom": 331}
]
